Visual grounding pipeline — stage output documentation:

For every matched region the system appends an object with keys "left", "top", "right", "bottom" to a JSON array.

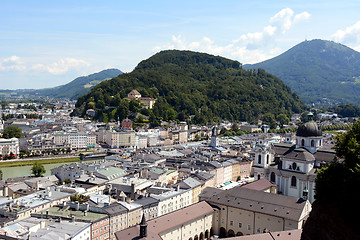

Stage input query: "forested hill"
[
  {"left": 74, "top": 50, "right": 305, "bottom": 124},
  {"left": 35, "top": 68, "right": 123, "bottom": 99},
  {"left": 244, "top": 39, "right": 360, "bottom": 105}
]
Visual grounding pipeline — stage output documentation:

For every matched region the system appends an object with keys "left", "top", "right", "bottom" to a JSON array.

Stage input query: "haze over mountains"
[
  {"left": 244, "top": 39, "right": 360, "bottom": 106},
  {"left": 0, "top": 69, "right": 123, "bottom": 100}
]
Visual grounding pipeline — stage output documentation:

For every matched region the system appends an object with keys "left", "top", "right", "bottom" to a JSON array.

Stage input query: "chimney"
[
  {"left": 130, "top": 183, "right": 135, "bottom": 200},
  {"left": 139, "top": 214, "right": 147, "bottom": 238}
]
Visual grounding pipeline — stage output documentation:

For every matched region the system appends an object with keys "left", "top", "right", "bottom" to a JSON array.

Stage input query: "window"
[
  {"left": 230, "top": 221, "right": 233, "bottom": 226},
  {"left": 258, "top": 155, "right": 261, "bottom": 164},
  {"left": 311, "top": 140, "right": 314, "bottom": 147},
  {"left": 270, "top": 172, "right": 276, "bottom": 183},
  {"left": 291, "top": 176, "right": 297, "bottom": 187},
  {"left": 238, "top": 222, "right": 242, "bottom": 228},
  {"left": 292, "top": 162, "right": 297, "bottom": 171},
  {"left": 247, "top": 225, "right": 251, "bottom": 230},
  {"left": 266, "top": 154, "right": 269, "bottom": 164},
  {"left": 301, "top": 139, "right": 305, "bottom": 146}
]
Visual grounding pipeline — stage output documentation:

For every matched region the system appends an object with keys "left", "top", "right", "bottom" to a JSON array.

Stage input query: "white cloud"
[
  {"left": 0, "top": 56, "right": 26, "bottom": 71},
  {"left": 154, "top": 8, "right": 310, "bottom": 64},
  {"left": 270, "top": 8, "right": 310, "bottom": 34},
  {"left": 31, "top": 58, "right": 90, "bottom": 75},
  {"left": 332, "top": 21, "right": 360, "bottom": 44}
]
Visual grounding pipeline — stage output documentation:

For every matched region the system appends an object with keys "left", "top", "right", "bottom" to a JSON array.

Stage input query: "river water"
[{"left": 0, "top": 159, "right": 102, "bottom": 181}]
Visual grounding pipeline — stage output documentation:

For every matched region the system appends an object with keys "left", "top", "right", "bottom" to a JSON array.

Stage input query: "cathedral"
[{"left": 253, "top": 121, "right": 335, "bottom": 203}]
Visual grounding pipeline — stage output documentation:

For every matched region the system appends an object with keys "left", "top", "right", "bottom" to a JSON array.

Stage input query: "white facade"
[
  {"left": 253, "top": 142, "right": 274, "bottom": 180},
  {"left": 223, "top": 163, "right": 232, "bottom": 183},
  {"left": 69, "top": 132, "right": 88, "bottom": 149},
  {"left": 0, "top": 138, "right": 19, "bottom": 156},
  {"left": 152, "top": 189, "right": 193, "bottom": 217},
  {"left": 296, "top": 135, "right": 322, "bottom": 154}
]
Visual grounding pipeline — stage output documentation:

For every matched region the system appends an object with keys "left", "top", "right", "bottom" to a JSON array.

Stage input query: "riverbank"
[{"left": 0, "top": 157, "right": 81, "bottom": 168}]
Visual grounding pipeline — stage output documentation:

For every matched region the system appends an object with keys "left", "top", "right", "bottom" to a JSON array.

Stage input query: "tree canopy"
[
  {"left": 31, "top": 162, "right": 46, "bottom": 177},
  {"left": 315, "top": 120, "right": 360, "bottom": 228},
  {"left": 2, "top": 126, "right": 23, "bottom": 139}
]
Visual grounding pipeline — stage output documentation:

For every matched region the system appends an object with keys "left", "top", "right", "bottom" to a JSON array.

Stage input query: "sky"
[{"left": 1, "top": 0, "right": 360, "bottom": 90}]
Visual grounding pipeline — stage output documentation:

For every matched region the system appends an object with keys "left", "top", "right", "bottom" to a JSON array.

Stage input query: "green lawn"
[{"left": 0, "top": 157, "right": 80, "bottom": 167}]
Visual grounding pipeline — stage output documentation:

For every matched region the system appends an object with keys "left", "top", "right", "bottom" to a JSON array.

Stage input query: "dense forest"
[
  {"left": 73, "top": 50, "right": 305, "bottom": 125},
  {"left": 327, "top": 104, "right": 360, "bottom": 117}
]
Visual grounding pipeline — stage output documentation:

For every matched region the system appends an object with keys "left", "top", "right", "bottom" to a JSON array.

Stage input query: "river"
[{"left": 0, "top": 159, "right": 102, "bottom": 181}]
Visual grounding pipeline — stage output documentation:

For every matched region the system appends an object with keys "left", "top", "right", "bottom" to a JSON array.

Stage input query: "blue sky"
[{"left": 1, "top": 0, "right": 360, "bottom": 89}]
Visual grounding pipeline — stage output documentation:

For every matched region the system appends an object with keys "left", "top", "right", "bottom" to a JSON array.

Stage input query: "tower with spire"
[{"left": 210, "top": 127, "right": 218, "bottom": 147}]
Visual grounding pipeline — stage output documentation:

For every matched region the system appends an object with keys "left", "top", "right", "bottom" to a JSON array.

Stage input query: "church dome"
[{"left": 296, "top": 121, "right": 322, "bottom": 137}]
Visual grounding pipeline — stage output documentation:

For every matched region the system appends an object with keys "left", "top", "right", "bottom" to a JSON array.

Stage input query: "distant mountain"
[
  {"left": 244, "top": 39, "right": 360, "bottom": 105},
  {"left": 0, "top": 69, "right": 123, "bottom": 100},
  {"left": 74, "top": 50, "right": 305, "bottom": 124},
  {"left": 35, "top": 68, "right": 123, "bottom": 99}
]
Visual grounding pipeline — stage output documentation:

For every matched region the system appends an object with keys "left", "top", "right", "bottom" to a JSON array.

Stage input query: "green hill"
[
  {"left": 73, "top": 50, "right": 305, "bottom": 125},
  {"left": 0, "top": 69, "right": 123, "bottom": 100},
  {"left": 35, "top": 68, "right": 123, "bottom": 99},
  {"left": 244, "top": 39, "right": 360, "bottom": 105}
]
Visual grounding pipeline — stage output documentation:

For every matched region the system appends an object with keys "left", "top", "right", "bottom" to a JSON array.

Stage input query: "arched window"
[
  {"left": 291, "top": 176, "right": 297, "bottom": 187},
  {"left": 311, "top": 140, "right": 314, "bottom": 147},
  {"left": 266, "top": 154, "right": 269, "bottom": 164},
  {"left": 292, "top": 162, "right": 297, "bottom": 170},
  {"left": 257, "top": 174, "right": 261, "bottom": 180},
  {"left": 258, "top": 155, "right": 261, "bottom": 164},
  {"left": 270, "top": 172, "right": 276, "bottom": 183},
  {"left": 301, "top": 139, "right": 305, "bottom": 146}
]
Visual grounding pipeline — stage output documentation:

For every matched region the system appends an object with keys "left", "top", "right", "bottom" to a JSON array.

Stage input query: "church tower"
[
  {"left": 296, "top": 121, "right": 322, "bottom": 154},
  {"left": 210, "top": 127, "right": 218, "bottom": 147}
]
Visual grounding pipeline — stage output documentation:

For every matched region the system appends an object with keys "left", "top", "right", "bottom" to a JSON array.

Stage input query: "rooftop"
[{"left": 115, "top": 201, "right": 214, "bottom": 240}]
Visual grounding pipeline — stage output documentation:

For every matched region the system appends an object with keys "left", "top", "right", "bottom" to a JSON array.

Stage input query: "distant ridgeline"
[
  {"left": 244, "top": 39, "right": 360, "bottom": 105},
  {"left": 73, "top": 50, "right": 305, "bottom": 125},
  {"left": 0, "top": 68, "right": 123, "bottom": 100}
]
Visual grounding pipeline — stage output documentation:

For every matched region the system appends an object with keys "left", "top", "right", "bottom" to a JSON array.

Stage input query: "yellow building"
[
  {"left": 115, "top": 201, "right": 214, "bottom": 240},
  {"left": 105, "top": 129, "right": 135, "bottom": 148},
  {"left": 199, "top": 186, "right": 311, "bottom": 237}
]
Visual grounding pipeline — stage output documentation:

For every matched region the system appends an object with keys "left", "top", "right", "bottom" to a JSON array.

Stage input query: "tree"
[
  {"left": 31, "top": 162, "right": 46, "bottom": 177},
  {"left": 276, "top": 114, "right": 290, "bottom": 128},
  {"left": 262, "top": 113, "right": 276, "bottom": 129},
  {"left": 315, "top": 120, "right": 360, "bottom": 229},
  {"left": 231, "top": 123, "right": 239, "bottom": 131},
  {"left": 64, "top": 178, "right": 71, "bottom": 184},
  {"left": 2, "top": 126, "right": 23, "bottom": 139},
  {"left": 70, "top": 194, "right": 90, "bottom": 203}
]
